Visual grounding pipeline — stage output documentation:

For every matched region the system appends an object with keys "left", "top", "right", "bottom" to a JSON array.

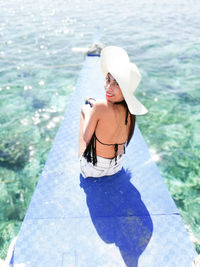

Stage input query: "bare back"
[{"left": 95, "top": 100, "right": 130, "bottom": 159}]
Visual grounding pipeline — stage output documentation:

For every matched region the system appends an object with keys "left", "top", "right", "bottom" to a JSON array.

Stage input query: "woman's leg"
[{"left": 78, "top": 111, "right": 87, "bottom": 158}]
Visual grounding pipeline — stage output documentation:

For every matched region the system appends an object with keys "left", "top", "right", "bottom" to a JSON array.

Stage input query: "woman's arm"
[{"left": 81, "top": 101, "right": 101, "bottom": 145}]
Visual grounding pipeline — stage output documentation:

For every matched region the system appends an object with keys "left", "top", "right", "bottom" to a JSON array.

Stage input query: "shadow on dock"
[{"left": 80, "top": 168, "right": 153, "bottom": 267}]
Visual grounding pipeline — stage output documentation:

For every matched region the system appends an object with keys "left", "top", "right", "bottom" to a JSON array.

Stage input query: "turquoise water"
[{"left": 0, "top": 0, "right": 200, "bottom": 258}]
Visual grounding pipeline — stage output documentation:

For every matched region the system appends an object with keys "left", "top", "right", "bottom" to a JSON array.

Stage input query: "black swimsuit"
[{"left": 83, "top": 132, "right": 126, "bottom": 166}]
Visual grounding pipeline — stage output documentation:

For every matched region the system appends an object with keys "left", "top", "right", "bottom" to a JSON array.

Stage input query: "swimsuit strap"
[
  {"left": 94, "top": 132, "right": 126, "bottom": 146},
  {"left": 94, "top": 132, "right": 126, "bottom": 165}
]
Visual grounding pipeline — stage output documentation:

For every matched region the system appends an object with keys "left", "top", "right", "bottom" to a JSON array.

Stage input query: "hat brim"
[{"left": 122, "top": 89, "right": 148, "bottom": 115}]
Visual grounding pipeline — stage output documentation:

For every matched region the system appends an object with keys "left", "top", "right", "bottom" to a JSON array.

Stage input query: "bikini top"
[{"left": 83, "top": 131, "right": 127, "bottom": 166}]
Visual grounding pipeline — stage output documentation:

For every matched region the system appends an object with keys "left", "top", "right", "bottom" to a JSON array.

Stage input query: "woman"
[{"left": 79, "top": 46, "right": 148, "bottom": 178}]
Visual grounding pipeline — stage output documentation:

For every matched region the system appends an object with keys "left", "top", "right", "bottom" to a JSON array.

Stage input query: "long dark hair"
[{"left": 114, "top": 100, "right": 136, "bottom": 146}]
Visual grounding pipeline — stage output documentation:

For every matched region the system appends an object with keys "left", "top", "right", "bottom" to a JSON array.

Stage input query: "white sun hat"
[{"left": 100, "top": 46, "right": 148, "bottom": 115}]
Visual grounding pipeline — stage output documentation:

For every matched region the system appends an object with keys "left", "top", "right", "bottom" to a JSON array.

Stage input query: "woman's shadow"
[{"left": 80, "top": 168, "right": 153, "bottom": 267}]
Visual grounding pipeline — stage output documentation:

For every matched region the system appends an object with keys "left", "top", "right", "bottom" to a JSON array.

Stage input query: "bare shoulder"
[{"left": 93, "top": 99, "right": 108, "bottom": 113}]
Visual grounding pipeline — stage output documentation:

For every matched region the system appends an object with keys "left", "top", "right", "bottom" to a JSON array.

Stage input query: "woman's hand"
[
  {"left": 81, "top": 98, "right": 96, "bottom": 117},
  {"left": 85, "top": 98, "right": 96, "bottom": 107}
]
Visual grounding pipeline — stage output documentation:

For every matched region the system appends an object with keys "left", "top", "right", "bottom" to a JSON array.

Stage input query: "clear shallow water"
[{"left": 0, "top": 0, "right": 200, "bottom": 258}]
